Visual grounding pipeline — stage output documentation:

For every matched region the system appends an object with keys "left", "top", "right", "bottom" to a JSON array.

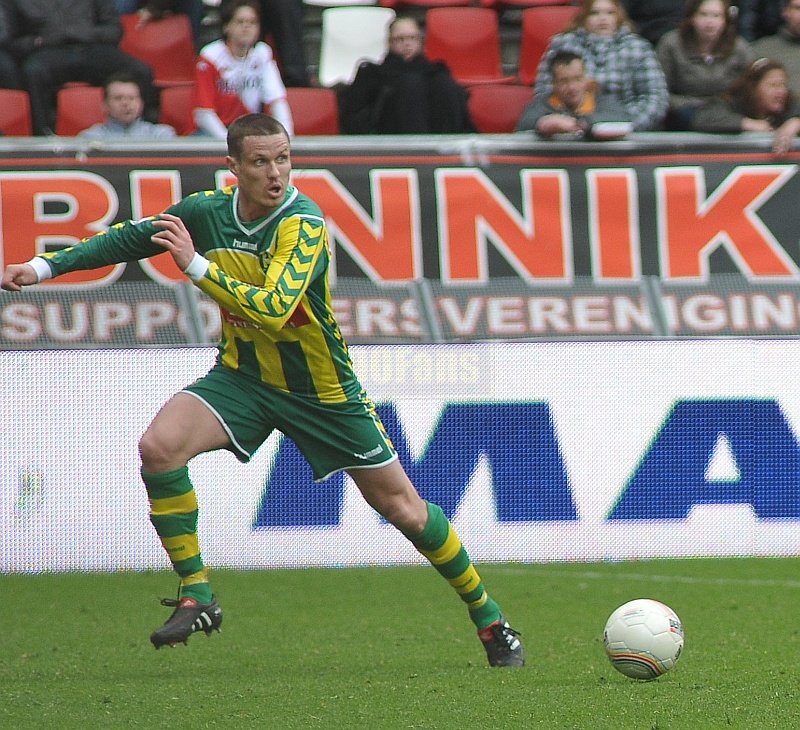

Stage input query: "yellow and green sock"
[
  {"left": 408, "top": 501, "right": 501, "bottom": 630},
  {"left": 142, "top": 466, "right": 213, "bottom": 604}
]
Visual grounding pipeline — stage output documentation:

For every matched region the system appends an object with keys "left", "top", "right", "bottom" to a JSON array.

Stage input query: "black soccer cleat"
[
  {"left": 149, "top": 596, "right": 223, "bottom": 649},
  {"left": 478, "top": 615, "right": 525, "bottom": 667}
]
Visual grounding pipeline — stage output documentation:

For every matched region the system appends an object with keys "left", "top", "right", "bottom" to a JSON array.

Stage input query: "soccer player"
[{"left": 0, "top": 113, "right": 524, "bottom": 668}]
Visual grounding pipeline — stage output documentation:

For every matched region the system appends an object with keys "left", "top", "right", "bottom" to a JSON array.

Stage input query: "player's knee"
[
  {"left": 138, "top": 428, "right": 176, "bottom": 472},
  {"left": 381, "top": 495, "right": 428, "bottom": 536}
]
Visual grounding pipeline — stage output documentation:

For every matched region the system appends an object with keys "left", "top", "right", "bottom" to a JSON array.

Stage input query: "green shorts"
[{"left": 183, "top": 365, "right": 397, "bottom": 481}]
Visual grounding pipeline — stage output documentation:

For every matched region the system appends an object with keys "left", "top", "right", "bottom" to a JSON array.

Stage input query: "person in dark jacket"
[
  {"left": 692, "top": 57, "right": 800, "bottom": 153},
  {"left": 621, "top": 0, "right": 685, "bottom": 46},
  {"left": 339, "top": 16, "right": 474, "bottom": 134},
  {"left": 4, "top": 0, "right": 156, "bottom": 135},
  {"left": 0, "top": 1, "right": 20, "bottom": 91}
]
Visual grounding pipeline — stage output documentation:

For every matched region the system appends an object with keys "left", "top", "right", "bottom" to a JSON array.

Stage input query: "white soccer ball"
[{"left": 603, "top": 598, "right": 684, "bottom": 680}]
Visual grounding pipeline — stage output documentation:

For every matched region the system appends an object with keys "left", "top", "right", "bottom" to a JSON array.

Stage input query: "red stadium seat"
[
  {"left": 517, "top": 5, "right": 579, "bottom": 85},
  {"left": 379, "top": 0, "right": 472, "bottom": 7},
  {"left": 467, "top": 83, "right": 533, "bottom": 132},
  {"left": 285, "top": 87, "right": 340, "bottom": 135},
  {"left": 55, "top": 86, "right": 104, "bottom": 136},
  {"left": 119, "top": 13, "right": 196, "bottom": 88},
  {"left": 0, "top": 90, "right": 32, "bottom": 136},
  {"left": 159, "top": 84, "right": 195, "bottom": 135},
  {"left": 317, "top": 6, "right": 396, "bottom": 87},
  {"left": 424, "top": 7, "right": 516, "bottom": 86},
  {"left": 479, "top": 0, "right": 575, "bottom": 8}
]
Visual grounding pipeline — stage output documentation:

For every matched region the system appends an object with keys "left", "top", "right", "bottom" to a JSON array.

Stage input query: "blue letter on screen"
[
  {"left": 608, "top": 399, "right": 800, "bottom": 520},
  {"left": 253, "top": 402, "right": 578, "bottom": 528}
]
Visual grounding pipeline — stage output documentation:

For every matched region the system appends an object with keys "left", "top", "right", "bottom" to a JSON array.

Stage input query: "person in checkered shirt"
[{"left": 533, "top": 0, "right": 669, "bottom": 131}]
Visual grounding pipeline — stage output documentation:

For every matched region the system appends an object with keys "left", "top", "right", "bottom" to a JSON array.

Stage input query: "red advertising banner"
[{"left": 1, "top": 135, "right": 800, "bottom": 347}]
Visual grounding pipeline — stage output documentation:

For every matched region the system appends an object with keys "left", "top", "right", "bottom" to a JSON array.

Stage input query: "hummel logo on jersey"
[
  {"left": 354, "top": 445, "right": 384, "bottom": 460},
  {"left": 232, "top": 238, "right": 258, "bottom": 252}
]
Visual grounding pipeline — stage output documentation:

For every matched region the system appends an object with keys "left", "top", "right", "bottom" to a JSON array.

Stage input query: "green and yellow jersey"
[{"left": 37, "top": 185, "right": 361, "bottom": 404}]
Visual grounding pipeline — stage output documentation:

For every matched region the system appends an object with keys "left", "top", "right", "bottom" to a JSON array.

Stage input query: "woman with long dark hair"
[
  {"left": 656, "top": 0, "right": 753, "bottom": 129},
  {"left": 692, "top": 57, "right": 800, "bottom": 153}
]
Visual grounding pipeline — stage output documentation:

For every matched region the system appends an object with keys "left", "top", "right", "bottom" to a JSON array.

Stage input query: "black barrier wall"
[{"left": 2, "top": 133, "right": 800, "bottom": 347}]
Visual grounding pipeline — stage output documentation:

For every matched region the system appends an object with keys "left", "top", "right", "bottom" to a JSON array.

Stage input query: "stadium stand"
[
  {"left": 379, "top": 0, "right": 472, "bottom": 7},
  {"left": 158, "top": 85, "right": 195, "bottom": 135},
  {"left": 467, "top": 83, "right": 533, "bottom": 132},
  {"left": 317, "top": 6, "right": 396, "bottom": 87},
  {"left": 0, "top": 90, "right": 32, "bottom": 136},
  {"left": 55, "top": 86, "right": 104, "bottom": 136},
  {"left": 119, "top": 13, "right": 197, "bottom": 88},
  {"left": 286, "top": 87, "right": 340, "bottom": 135},
  {"left": 479, "top": 0, "right": 576, "bottom": 8},
  {"left": 516, "top": 4, "right": 579, "bottom": 85},
  {"left": 423, "top": 7, "right": 516, "bottom": 85}
]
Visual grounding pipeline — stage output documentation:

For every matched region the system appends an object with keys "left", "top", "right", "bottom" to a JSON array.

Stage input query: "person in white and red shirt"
[{"left": 192, "top": 0, "right": 294, "bottom": 137}]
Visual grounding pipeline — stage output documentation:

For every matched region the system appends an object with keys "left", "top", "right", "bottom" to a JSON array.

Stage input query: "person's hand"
[
  {"left": 536, "top": 114, "right": 586, "bottom": 138},
  {"left": 135, "top": 8, "right": 154, "bottom": 29},
  {"left": 151, "top": 213, "right": 196, "bottom": 271},
  {"left": 1, "top": 263, "right": 38, "bottom": 292},
  {"left": 741, "top": 117, "right": 772, "bottom": 132},
  {"left": 772, "top": 118, "right": 800, "bottom": 155}
]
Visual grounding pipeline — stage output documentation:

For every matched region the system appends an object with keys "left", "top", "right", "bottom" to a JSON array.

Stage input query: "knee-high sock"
[
  {"left": 142, "top": 466, "right": 212, "bottom": 603},
  {"left": 409, "top": 501, "right": 501, "bottom": 630}
]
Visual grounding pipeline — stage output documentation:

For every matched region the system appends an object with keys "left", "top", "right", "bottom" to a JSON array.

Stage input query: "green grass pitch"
[{"left": 3, "top": 557, "right": 800, "bottom": 729}]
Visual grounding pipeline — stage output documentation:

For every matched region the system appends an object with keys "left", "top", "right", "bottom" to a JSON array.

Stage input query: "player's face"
[
  {"left": 227, "top": 133, "right": 292, "bottom": 219},
  {"left": 691, "top": 0, "right": 727, "bottom": 45},
  {"left": 104, "top": 81, "right": 144, "bottom": 125},
  {"left": 585, "top": 0, "right": 619, "bottom": 37},
  {"left": 755, "top": 69, "right": 789, "bottom": 117},
  {"left": 552, "top": 60, "right": 588, "bottom": 110}
]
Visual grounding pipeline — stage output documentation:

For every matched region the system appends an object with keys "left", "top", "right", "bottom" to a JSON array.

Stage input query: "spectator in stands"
[
  {"left": 78, "top": 71, "right": 176, "bottom": 139},
  {"left": 193, "top": 0, "right": 293, "bottom": 138},
  {"left": 657, "top": 0, "right": 754, "bottom": 130},
  {"left": 5, "top": 0, "right": 157, "bottom": 136},
  {"left": 113, "top": 0, "right": 204, "bottom": 51},
  {"left": 534, "top": 0, "right": 669, "bottom": 130},
  {"left": 736, "top": 0, "right": 784, "bottom": 41},
  {"left": 0, "top": 1, "right": 21, "bottom": 91},
  {"left": 517, "top": 50, "right": 631, "bottom": 138},
  {"left": 259, "top": 0, "right": 309, "bottom": 88},
  {"left": 691, "top": 57, "right": 800, "bottom": 153},
  {"left": 339, "top": 16, "right": 474, "bottom": 135},
  {"left": 753, "top": 0, "right": 800, "bottom": 96},
  {"left": 621, "top": 0, "right": 685, "bottom": 47}
]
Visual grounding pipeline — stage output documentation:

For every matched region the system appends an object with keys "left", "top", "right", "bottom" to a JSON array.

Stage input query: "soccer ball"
[{"left": 603, "top": 599, "right": 684, "bottom": 680}]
